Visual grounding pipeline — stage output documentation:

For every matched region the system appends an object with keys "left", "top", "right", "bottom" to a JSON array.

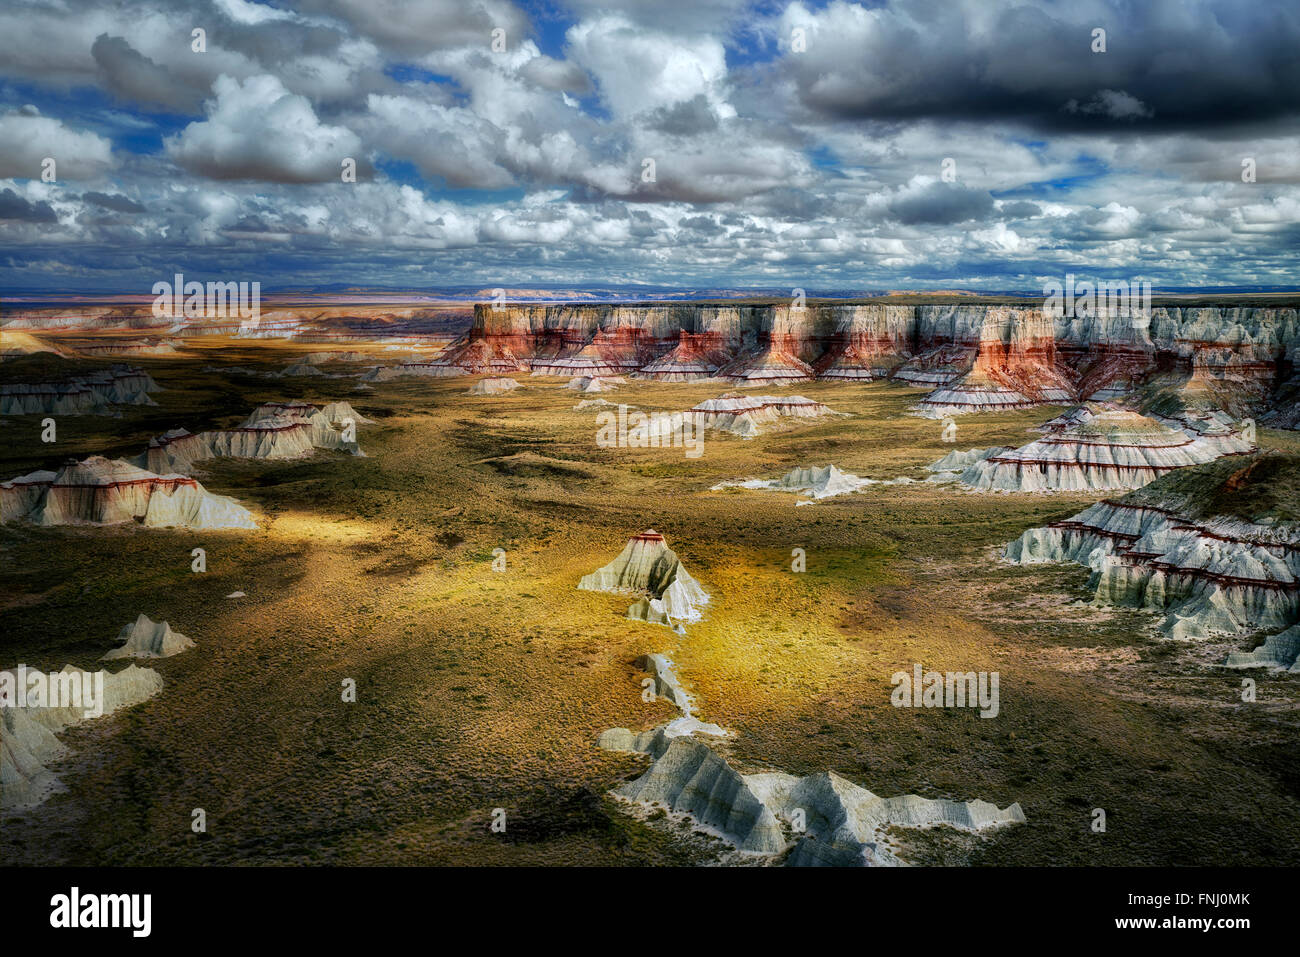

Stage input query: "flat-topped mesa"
[
  {"left": 955, "top": 407, "right": 1255, "bottom": 492},
  {"left": 688, "top": 392, "right": 837, "bottom": 438},
  {"left": 0, "top": 364, "right": 160, "bottom": 415},
  {"left": 137, "top": 413, "right": 317, "bottom": 474},
  {"left": 2, "top": 455, "right": 256, "bottom": 529},
  {"left": 1006, "top": 453, "right": 1300, "bottom": 643},
  {"left": 300, "top": 301, "right": 1300, "bottom": 425},
  {"left": 578, "top": 529, "right": 710, "bottom": 630}
]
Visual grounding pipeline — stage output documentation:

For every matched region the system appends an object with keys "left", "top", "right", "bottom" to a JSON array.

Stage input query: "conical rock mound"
[
  {"left": 578, "top": 530, "right": 709, "bottom": 628},
  {"left": 102, "top": 614, "right": 195, "bottom": 660},
  {"left": 712, "top": 464, "right": 875, "bottom": 500}
]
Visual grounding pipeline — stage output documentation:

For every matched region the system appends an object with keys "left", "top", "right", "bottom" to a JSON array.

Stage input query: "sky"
[{"left": 1, "top": 0, "right": 1298, "bottom": 294}]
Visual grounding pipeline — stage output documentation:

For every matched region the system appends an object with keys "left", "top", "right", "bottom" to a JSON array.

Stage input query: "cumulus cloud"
[
  {"left": 166, "top": 74, "right": 365, "bottom": 182},
  {"left": 887, "top": 179, "right": 996, "bottom": 225},
  {"left": 0, "top": 0, "right": 1298, "bottom": 291},
  {"left": 0, "top": 110, "right": 114, "bottom": 180},
  {"left": 361, "top": 94, "right": 514, "bottom": 189},
  {"left": 297, "top": 0, "right": 531, "bottom": 57},
  {"left": 566, "top": 16, "right": 730, "bottom": 118}
]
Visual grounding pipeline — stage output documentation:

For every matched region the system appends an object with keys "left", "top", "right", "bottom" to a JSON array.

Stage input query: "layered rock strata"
[
  {"left": 953, "top": 408, "right": 1255, "bottom": 492},
  {"left": 1005, "top": 454, "right": 1299, "bottom": 643},
  {"left": 1, "top": 365, "right": 159, "bottom": 415},
  {"left": 1, "top": 456, "right": 256, "bottom": 529},
  {"left": 411, "top": 302, "right": 1298, "bottom": 424}
]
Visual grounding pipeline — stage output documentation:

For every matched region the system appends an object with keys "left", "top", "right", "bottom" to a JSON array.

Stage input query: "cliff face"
[{"left": 451, "top": 302, "right": 1299, "bottom": 407}]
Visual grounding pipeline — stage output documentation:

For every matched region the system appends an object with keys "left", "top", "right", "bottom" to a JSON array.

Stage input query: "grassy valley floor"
[{"left": 3, "top": 340, "right": 1299, "bottom": 865}]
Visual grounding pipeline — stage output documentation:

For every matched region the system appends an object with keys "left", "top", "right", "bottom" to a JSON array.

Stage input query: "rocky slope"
[
  {"left": 949, "top": 407, "right": 1256, "bottom": 493},
  {"left": 1005, "top": 453, "right": 1300, "bottom": 648}
]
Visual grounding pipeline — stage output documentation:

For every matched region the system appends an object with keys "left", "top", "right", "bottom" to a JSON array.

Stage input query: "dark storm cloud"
[
  {"left": 999, "top": 200, "right": 1042, "bottom": 219},
  {"left": 888, "top": 182, "right": 994, "bottom": 225},
  {"left": 0, "top": 188, "right": 56, "bottom": 222},
  {"left": 82, "top": 190, "right": 146, "bottom": 213},
  {"left": 91, "top": 35, "right": 206, "bottom": 113},
  {"left": 644, "top": 95, "right": 720, "bottom": 135},
  {"left": 784, "top": 0, "right": 1300, "bottom": 131}
]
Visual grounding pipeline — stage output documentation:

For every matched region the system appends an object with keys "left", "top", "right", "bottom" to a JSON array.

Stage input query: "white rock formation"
[
  {"left": 565, "top": 375, "right": 626, "bottom": 393},
  {"left": 956, "top": 407, "right": 1255, "bottom": 492},
  {"left": 139, "top": 400, "right": 370, "bottom": 472},
  {"left": 0, "top": 469, "right": 56, "bottom": 522},
  {"left": 688, "top": 393, "right": 839, "bottom": 439},
  {"left": 2, "top": 456, "right": 256, "bottom": 529},
  {"left": 467, "top": 377, "right": 520, "bottom": 395},
  {"left": 1224, "top": 624, "right": 1300, "bottom": 671},
  {"left": 0, "top": 365, "right": 159, "bottom": 415},
  {"left": 598, "top": 652, "right": 729, "bottom": 755},
  {"left": 1005, "top": 456, "right": 1299, "bottom": 644},
  {"left": 578, "top": 530, "right": 709, "bottom": 630},
  {"left": 927, "top": 447, "right": 1013, "bottom": 472},
  {"left": 102, "top": 614, "right": 195, "bottom": 660},
  {"left": 603, "top": 735, "right": 1025, "bottom": 864},
  {"left": 596, "top": 650, "right": 1024, "bottom": 866},
  {"left": 713, "top": 464, "right": 875, "bottom": 501},
  {"left": 573, "top": 398, "right": 620, "bottom": 411},
  {"left": 1, "top": 663, "right": 164, "bottom": 810}
]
